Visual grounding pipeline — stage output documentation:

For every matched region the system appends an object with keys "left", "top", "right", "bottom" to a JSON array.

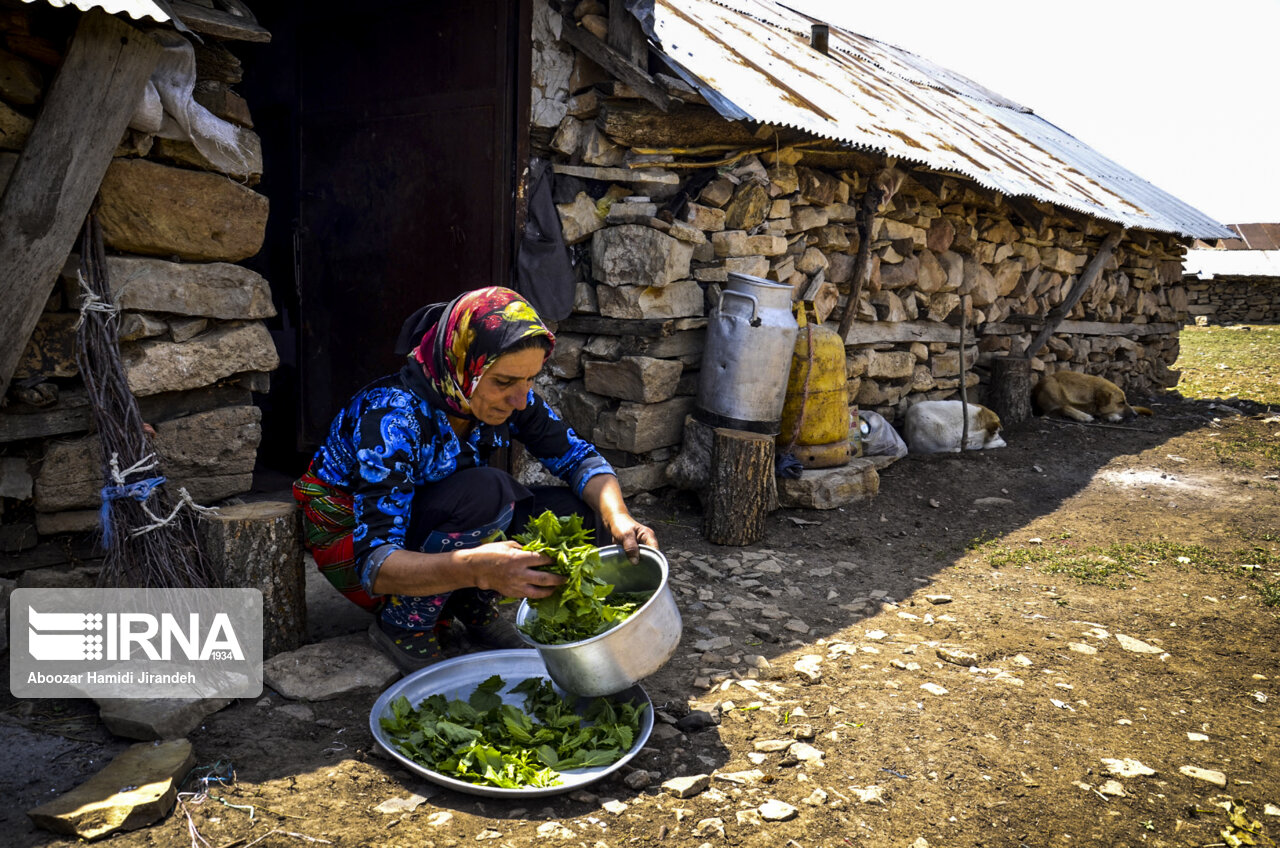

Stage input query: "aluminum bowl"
[
  {"left": 516, "top": 544, "right": 682, "bottom": 696},
  {"left": 369, "top": 649, "right": 653, "bottom": 798}
]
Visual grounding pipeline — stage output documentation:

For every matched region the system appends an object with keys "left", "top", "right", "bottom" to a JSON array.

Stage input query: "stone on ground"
[
  {"left": 95, "top": 697, "right": 231, "bottom": 741},
  {"left": 27, "top": 739, "right": 195, "bottom": 840},
  {"left": 262, "top": 633, "right": 400, "bottom": 700}
]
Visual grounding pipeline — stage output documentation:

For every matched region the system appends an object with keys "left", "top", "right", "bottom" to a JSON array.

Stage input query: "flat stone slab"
[
  {"left": 95, "top": 697, "right": 231, "bottom": 741},
  {"left": 777, "top": 458, "right": 880, "bottom": 509},
  {"left": 27, "top": 738, "right": 194, "bottom": 841},
  {"left": 263, "top": 632, "right": 400, "bottom": 701}
]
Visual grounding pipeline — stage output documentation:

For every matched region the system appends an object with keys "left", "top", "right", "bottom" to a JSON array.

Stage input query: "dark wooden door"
[{"left": 296, "top": 0, "right": 527, "bottom": 443}]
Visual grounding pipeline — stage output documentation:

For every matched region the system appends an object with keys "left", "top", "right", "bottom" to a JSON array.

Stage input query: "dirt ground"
[{"left": 4, "top": 393, "right": 1279, "bottom": 848}]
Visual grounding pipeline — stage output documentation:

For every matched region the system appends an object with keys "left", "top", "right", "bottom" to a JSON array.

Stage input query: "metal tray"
[{"left": 368, "top": 649, "right": 653, "bottom": 798}]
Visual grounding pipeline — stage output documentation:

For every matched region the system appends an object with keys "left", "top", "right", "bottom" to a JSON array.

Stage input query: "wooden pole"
[
  {"left": 704, "top": 428, "right": 773, "bottom": 546},
  {"left": 1023, "top": 229, "right": 1124, "bottom": 361},
  {"left": 0, "top": 10, "right": 162, "bottom": 399},
  {"left": 958, "top": 294, "right": 969, "bottom": 451},
  {"left": 836, "top": 184, "right": 884, "bottom": 343}
]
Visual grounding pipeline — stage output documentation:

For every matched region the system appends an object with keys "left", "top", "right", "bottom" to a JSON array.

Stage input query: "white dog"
[{"left": 903, "top": 400, "right": 1007, "bottom": 454}]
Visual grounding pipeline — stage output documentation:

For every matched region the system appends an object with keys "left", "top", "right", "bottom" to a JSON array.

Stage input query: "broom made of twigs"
[{"left": 73, "top": 205, "right": 219, "bottom": 589}]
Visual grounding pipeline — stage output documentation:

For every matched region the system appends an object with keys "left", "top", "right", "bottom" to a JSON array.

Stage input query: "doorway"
[{"left": 238, "top": 0, "right": 530, "bottom": 466}]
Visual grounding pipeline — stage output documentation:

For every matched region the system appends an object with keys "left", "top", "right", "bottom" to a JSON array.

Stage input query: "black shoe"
[
  {"left": 367, "top": 620, "right": 444, "bottom": 675},
  {"left": 465, "top": 615, "right": 528, "bottom": 650}
]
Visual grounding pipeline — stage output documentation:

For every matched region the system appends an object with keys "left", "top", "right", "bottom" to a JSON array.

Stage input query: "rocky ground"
[{"left": 3, "top": 394, "right": 1279, "bottom": 848}]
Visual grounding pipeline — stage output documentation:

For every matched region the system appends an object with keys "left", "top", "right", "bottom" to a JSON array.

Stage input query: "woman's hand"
[
  {"left": 606, "top": 512, "right": 658, "bottom": 564},
  {"left": 468, "top": 540, "right": 564, "bottom": 599},
  {"left": 583, "top": 473, "right": 658, "bottom": 564}
]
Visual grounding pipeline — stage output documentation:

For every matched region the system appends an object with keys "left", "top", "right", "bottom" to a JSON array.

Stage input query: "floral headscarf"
[{"left": 400, "top": 287, "right": 554, "bottom": 419}]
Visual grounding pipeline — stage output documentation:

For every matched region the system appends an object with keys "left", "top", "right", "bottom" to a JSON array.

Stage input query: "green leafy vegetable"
[
  {"left": 379, "top": 674, "right": 647, "bottom": 789},
  {"left": 514, "top": 510, "right": 653, "bottom": 644}
]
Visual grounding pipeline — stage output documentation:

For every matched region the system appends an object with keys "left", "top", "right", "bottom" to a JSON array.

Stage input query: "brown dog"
[{"left": 1033, "top": 371, "right": 1153, "bottom": 423}]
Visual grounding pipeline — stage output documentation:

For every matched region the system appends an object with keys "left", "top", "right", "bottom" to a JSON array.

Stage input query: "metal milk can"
[{"left": 695, "top": 272, "right": 800, "bottom": 435}]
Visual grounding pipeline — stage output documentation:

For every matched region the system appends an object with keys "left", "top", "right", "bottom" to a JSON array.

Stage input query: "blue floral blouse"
[{"left": 308, "top": 373, "right": 613, "bottom": 592}]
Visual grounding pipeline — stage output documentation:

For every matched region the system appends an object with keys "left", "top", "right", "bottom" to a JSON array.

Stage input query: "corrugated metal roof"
[
  {"left": 646, "top": 0, "right": 1234, "bottom": 240},
  {"left": 22, "top": 0, "right": 175, "bottom": 24},
  {"left": 1184, "top": 249, "right": 1280, "bottom": 279}
]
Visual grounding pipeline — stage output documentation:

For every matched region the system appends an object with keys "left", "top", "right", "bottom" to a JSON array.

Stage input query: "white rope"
[
  {"left": 109, "top": 452, "right": 160, "bottom": 486},
  {"left": 130, "top": 486, "right": 220, "bottom": 538},
  {"left": 74, "top": 271, "right": 120, "bottom": 330}
]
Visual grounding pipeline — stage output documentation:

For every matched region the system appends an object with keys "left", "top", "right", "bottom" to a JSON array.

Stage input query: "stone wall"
[
  {"left": 529, "top": 0, "right": 1190, "bottom": 496},
  {"left": 0, "top": 9, "right": 273, "bottom": 561},
  {"left": 1184, "top": 276, "right": 1280, "bottom": 324}
]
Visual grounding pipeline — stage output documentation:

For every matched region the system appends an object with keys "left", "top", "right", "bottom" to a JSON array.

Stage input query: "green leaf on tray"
[
  {"left": 514, "top": 510, "right": 654, "bottom": 645},
  {"left": 379, "top": 675, "right": 647, "bottom": 789}
]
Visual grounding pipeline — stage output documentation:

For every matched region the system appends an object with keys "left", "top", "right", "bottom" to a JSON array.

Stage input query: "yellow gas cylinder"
[{"left": 777, "top": 309, "right": 851, "bottom": 468}]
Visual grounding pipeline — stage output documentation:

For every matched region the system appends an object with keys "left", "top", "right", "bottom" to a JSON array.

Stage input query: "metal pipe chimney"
[{"left": 810, "top": 23, "right": 829, "bottom": 55}]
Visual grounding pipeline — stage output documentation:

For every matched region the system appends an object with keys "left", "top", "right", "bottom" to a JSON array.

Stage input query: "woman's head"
[{"left": 409, "top": 287, "right": 554, "bottom": 422}]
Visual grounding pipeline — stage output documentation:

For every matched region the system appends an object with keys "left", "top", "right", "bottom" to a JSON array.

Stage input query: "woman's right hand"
[{"left": 469, "top": 540, "right": 564, "bottom": 599}]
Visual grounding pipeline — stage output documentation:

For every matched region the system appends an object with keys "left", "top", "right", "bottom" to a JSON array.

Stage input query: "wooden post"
[
  {"left": 836, "top": 184, "right": 883, "bottom": 343},
  {"left": 0, "top": 10, "right": 162, "bottom": 399},
  {"left": 1023, "top": 229, "right": 1124, "bottom": 360},
  {"left": 704, "top": 428, "right": 773, "bottom": 546}
]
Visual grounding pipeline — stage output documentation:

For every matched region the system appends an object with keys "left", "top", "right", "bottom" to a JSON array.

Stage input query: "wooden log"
[
  {"left": 197, "top": 501, "right": 306, "bottom": 658},
  {"left": 0, "top": 10, "right": 162, "bottom": 399},
  {"left": 597, "top": 100, "right": 759, "bottom": 149},
  {"left": 990, "top": 355, "right": 1033, "bottom": 428},
  {"left": 704, "top": 428, "right": 773, "bottom": 546}
]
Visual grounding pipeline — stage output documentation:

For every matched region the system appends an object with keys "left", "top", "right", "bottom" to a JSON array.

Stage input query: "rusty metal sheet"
[{"left": 648, "top": 0, "right": 1234, "bottom": 240}]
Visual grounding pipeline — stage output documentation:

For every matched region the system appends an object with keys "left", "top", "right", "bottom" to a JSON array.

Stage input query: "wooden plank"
[
  {"left": 607, "top": 0, "right": 648, "bottom": 66},
  {"left": 557, "top": 15, "right": 671, "bottom": 112},
  {"left": 0, "top": 10, "right": 162, "bottom": 400},
  {"left": 556, "top": 315, "right": 708, "bottom": 337},
  {"left": 552, "top": 162, "right": 679, "bottom": 184},
  {"left": 1023, "top": 229, "right": 1123, "bottom": 358},
  {"left": 844, "top": 320, "right": 966, "bottom": 345},
  {"left": 168, "top": 0, "right": 271, "bottom": 43},
  {"left": 983, "top": 319, "right": 1177, "bottom": 338},
  {"left": 0, "top": 383, "right": 252, "bottom": 443}
]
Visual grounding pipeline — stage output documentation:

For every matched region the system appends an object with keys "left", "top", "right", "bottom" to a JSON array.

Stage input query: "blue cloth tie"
[{"left": 99, "top": 476, "right": 165, "bottom": 546}]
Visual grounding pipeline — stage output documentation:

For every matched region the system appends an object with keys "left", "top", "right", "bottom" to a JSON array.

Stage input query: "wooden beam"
[
  {"left": 843, "top": 320, "right": 974, "bottom": 345},
  {"left": 0, "top": 10, "right": 162, "bottom": 400},
  {"left": 1022, "top": 229, "right": 1123, "bottom": 359},
  {"left": 607, "top": 0, "right": 648, "bottom": 66},
  {"left": 558, "top": 14, "right": 671, "bottom": 112},
  {"left": 168, "top": 0, "right": 271, "bottom": 42},
  {"left": 597, "top": 99, "right": 758, "bottom": 148},
  {"left": 984, "top": 319, "right": 1178, "bottom": 338}
]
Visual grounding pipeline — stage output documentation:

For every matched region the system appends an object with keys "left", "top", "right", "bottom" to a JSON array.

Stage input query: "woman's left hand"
[
  {"left": 606, "top": 512, "right": 658, "bottom": 564},
  {"left": 583, "top": 473, "right": 658, "bottom": 564}
]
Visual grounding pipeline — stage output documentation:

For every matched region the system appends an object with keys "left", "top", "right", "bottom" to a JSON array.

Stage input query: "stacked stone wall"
[
  {"left": 530, "top": 0, "right": 1191, "bottom": 496},
  {"left": 0, "top": 8, "right": 273, "bottom": 562},
  {"left": 1185, "top": 276, "right": 1280, "bottom": 324}
]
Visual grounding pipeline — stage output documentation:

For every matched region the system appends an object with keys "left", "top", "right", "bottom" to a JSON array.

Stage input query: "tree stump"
[
  {"left": 989, "top": 356, "right": 1033, "bottom": 428},
  {"left": 704, "top": 428, "right": 773, "bottom": 546},
  {"left": 198, "top": 500, "right": 305, "bottom": 657}
]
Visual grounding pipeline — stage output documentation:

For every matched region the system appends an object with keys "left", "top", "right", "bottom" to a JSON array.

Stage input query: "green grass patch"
[
  {"left": 971, "top": 538, "right": 1280, "bottom": 604},
  {"left": 1209, "top": 426, "right": 1280, "bottom": 470},
  {"left": 1175, "top": 325, "right": 1280, "bottom": 405}
]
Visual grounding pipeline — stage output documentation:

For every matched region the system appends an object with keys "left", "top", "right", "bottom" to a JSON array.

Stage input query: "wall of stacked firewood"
[{"left": 527, "top": 0, "right": 1190, "bottom": 497}]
